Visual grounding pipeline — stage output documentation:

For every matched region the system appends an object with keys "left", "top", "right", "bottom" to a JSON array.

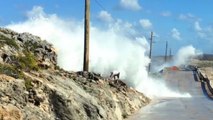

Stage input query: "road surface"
[{"left": 128, "top": 71, "right": 213, "bottom": 120}]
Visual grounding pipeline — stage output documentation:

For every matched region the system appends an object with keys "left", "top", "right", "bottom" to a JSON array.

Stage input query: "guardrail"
[
  {"left": 205, "top": 76, "right": 213, "bottom": 94},
  {"left": 196, "top": 69, "right": 213, "bottom": 96}
]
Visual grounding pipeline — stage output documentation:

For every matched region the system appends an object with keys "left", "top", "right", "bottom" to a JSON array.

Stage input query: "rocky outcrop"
[
  {"left": 0, "top": 104, "right": 22, "bottom": 120},
  {"left": 0, "top": 28, "right": 56, "bottom": 70},
  {"left": 0, "top": 28, "right": 150, "bottom": 120}
]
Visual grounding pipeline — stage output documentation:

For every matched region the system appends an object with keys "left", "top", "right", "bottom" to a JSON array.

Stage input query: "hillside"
[{"left": 0, "top": 28, "right": 150, "bottom": 120}]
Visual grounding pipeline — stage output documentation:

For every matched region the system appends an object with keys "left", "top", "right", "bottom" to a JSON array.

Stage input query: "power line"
[
  {"left": 93, "top": 0, "right": 148, "bottom": 49},
  {"left": 94, "top": 0, "right": 106, "bottom": 10},
  {"left": 94, "top": 0, "right": 145, "bottom": 40}
]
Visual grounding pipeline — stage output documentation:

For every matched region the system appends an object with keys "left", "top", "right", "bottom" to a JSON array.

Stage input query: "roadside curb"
[{"left": 196, "top": 69, "right": 213, "bottom": 99}]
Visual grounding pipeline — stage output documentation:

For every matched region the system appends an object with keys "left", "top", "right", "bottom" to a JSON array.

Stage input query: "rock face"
[
  {"left": 0, "top": 28, "right": 150, "bottom": 120},
  {"left": 0, "top": 28, "right": 57, "bottom": 70},
  {"left": 0, "top": 104, "right": 22, "bottom": 120}
]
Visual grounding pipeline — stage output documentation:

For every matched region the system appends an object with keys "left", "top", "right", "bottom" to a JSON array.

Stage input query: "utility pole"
[
  {"left": 148, "top": 32, "right": 153, "bottom": 73},
  {"left": 83, "top": 0, "right": 90, "bottom": 71},
  {"left": 164, "top": 41, "right": 168, "bottom": 62},
  {"left": 169, "top": 48, "right": 172, "bottom": 60}
]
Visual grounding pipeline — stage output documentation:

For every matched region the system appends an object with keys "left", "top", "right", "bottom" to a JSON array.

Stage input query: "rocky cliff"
[{"left": 0, "top": 28, "right": 150, "bottom": 120}]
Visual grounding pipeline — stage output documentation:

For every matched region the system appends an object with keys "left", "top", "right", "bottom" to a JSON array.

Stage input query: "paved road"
[{"left": 128, "top": 71, "right": 213, "bottom": 120}]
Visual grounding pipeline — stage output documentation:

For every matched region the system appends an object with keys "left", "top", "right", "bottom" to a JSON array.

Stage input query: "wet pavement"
[{"left": 128, "top": 71, "right": 213, "bottom": 120}]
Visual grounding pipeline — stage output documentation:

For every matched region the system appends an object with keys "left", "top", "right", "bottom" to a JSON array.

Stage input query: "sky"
[{"left": 0, "top": 0, "right": 213, "bottom": 55}]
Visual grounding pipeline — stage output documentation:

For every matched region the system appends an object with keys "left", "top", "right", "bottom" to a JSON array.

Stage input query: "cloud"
[
  {"left": 97, "top": 10, "right": 113, "bottom": 23},
  {"left": 193, "top": 21, "right": 213, "bottom": 41},
  {"left": 120, "top": 0, "right": 141, "bottom": 11},
  {"left": 171, "top": 28, "right": 181, "bottom": 40},
  {"left": 194, "top": 21, "right": 205, "bottom": 38},
  {"left": 161, "top": 11, "right": 172, "bottom": 17},
  {"left": 194, "top": 21, "right": 202, "bottom": 31},
  {"left": 139, "top": 19, "right": 152, "bottom": 29},
  {"left": 178, "top": 13, "right": 200, "bottom": 22}
]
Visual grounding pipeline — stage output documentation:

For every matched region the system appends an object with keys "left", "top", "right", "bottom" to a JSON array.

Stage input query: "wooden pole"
[
  {"left": 83, "top": 0, "right": 90, "bottom": 71},
  {"left": 164, "top": 41, "right": 168, "bottom": 62},
  {"left": 148, "top": 32, "right": 153, "bottom": 73}
]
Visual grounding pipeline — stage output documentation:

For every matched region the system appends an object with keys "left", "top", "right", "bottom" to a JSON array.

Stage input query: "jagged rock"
[
  {"left": 0, "top": 104, "right": 23, "bottom": 120},
  {"left": 77, "top": 71, "right": 102, "bottom": 81},
  {"left": 0, "top": 28, "right": 57, "bottom": 69},
  {"left": 0, "top": 70, "right": 150, "bottom": 120},
  {"left": 109, "top": 80, "right": 128, "bottom": 92},
  {"left": 0, "top": 28, "right": 150, "bottom": 120},
  {"left": 17, "top": 32, "right": 41, "bottom": 44},
  {"left": 0, "top": 57, "right": 2, "bottom": 63},
  {"left": 0, "top": 28, "right": 18, "bottom": 36}
]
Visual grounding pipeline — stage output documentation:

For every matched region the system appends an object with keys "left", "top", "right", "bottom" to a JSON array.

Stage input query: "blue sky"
[{"left": 1, "top": 0, "right": 213, "bottom": 55}]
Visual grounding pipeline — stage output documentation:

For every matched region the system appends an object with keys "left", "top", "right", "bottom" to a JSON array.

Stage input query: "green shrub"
[
  {"left": 24, "top": 77, "right": 33, "bottom": 90},
  {"left": 0, "top": 51, "right": 39, "bottom": 79},
  {"left": 0, "top": 63, "right": 24, "bottom": 79},
  {"left": 17, "top": 51, "right": 39, "bottom": 71},
  {"left": 10, "top": 51, "right": 39, "bottom": 71},
  {"left": 0, "top": 34, "right": 19, "bottom": 49}
]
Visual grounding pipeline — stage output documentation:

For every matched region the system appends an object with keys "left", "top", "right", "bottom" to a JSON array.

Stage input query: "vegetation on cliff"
[{"left": 0, "top": 28, "right": 150, "bottom": 120}]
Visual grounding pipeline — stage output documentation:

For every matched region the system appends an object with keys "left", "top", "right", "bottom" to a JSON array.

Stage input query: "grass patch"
[
  {"left": 0, "top": 61, "right": 35, "bottom": 90},
  {"left": 0, "top": 34, "right": 19, "bottom": 49},
  {"left": 0, "top": 63, "right": 24, "bottom": 79},
  {"left": 16, "top": 51, "right": 39, "bottom": 71},
  {"left": 0, "top": 34, "right": 40, "bottom": 71},
  {"left": 0, "top": 51, "right": 39, "bottom": 78},
  {"left": 24, "top": 77, "right": 33, "bottom": 90},
  {"left": 9, "top": 51, "right": 39, "bottom": 71}
]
